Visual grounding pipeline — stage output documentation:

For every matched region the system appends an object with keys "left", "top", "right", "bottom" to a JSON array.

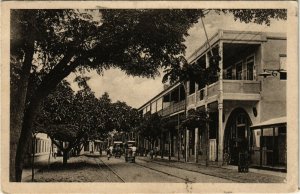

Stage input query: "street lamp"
[{"left": 258, "top": 69, "right": 285, "bottom": 78}]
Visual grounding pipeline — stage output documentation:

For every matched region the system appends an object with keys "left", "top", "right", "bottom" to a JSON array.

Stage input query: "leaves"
[
  {"left": 35, "top": 79, "right": 140, "bottom": 146},
  {"left": 180, "top": 109, "right": 210, "bottom": 129},
  {"left": 219, "top": 9, "right": 287, "bottom": 26},
  {"left": 138, "top": 113, "right": 163, "bottom": 142}
]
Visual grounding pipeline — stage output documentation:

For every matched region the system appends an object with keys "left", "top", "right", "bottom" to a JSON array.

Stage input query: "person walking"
[
  {"left": 53, "top": 147, "right": 57, "bottom": 159},
  {"left": 106, "top": 147, "right": 111, "bottom": 160}
]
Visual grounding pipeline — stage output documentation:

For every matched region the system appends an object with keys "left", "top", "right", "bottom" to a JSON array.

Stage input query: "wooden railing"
[
  {"left": 161, "top": 100, "right": 185, "bottom": 117},
  {"left": 186, "top": 80, "right": 261, "bottom": 107}
]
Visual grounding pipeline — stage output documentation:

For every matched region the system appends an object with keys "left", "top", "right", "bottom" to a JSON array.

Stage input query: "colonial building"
[
  {"left": 138, "top": 30, "right": 287, "bottom": 170},
  {"left": 24, "top": 133, "right": 52, "bottom": 166}
]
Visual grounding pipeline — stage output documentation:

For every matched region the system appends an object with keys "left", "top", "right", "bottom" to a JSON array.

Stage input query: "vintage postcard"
[{"left": 1, "top": 1, "right": 298, "bottom": 193}]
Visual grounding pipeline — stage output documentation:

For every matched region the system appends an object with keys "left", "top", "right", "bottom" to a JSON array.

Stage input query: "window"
[
  {"left": 279, "top": 54, "right": 287, "bottom": 80},
  {"left": 189, "top": 81, "right": 195, "bottom": 94},
  {"left": 151, "top": 102, "right": 156, "bottom": 113},
  {"left": 224, "top": 67, "right": 233, "bottom": 80},
  {"left": 236, "top": 61, "right": 243, "bottom": 80},
  {"left": 157, "top": 98, "right": 162, "bottom": 111},
  {"left": 246, "top": 56, "right": 255, "bottom": 80}
]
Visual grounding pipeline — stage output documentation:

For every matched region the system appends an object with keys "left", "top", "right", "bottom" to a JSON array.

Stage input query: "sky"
[{"left": 67, "top": 11, "right": 287, "bottom": 109}]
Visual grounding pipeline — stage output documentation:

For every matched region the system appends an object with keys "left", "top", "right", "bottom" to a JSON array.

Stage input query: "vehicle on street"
[
  {"left": 125, "top": 140, "right": 136, "bottom": 163},
  {"left": 113, "top": 141, "right": 123, "bottom": 158}
]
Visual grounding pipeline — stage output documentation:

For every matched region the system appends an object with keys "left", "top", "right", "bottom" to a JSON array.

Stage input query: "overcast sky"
[{"left": 67, "top": 11, "right": 286, "bottom": 109}]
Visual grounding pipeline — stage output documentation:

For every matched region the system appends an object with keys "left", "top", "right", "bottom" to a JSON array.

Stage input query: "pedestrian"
[
  {"left": 181, "top": 144, "right": 185, "bottom": 158},
  {"left": 53, "top": 147, "right": 57, "bottom": 159},
  {"left": 106, "top": 147, "right": 111, "bottom": 160},
  {"left": 154, "top": 147, "right": 158, "bottom": 158},
  {"left": 150, "top": 149, "right": 153, "bottom": 159}
]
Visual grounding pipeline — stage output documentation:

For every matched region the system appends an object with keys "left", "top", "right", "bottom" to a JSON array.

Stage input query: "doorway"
[{"left": 224, "top": 108, "right": 252, "bottom": 165}]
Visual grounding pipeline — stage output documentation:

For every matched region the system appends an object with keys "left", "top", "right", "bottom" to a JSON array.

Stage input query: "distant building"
[
  {"left": 138, "top": 30, "right": 286, "bottom": 171},
  {"left": 24, "top": 133, "right": 52, "bottom": 167}
]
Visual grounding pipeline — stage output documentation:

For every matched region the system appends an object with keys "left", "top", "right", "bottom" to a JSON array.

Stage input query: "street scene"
[
  {"left": 7, "top": 7, "right": 291, "bottom": 188},
  {"left": 22, "top": 153, "right": 285, "bottom": 183}
]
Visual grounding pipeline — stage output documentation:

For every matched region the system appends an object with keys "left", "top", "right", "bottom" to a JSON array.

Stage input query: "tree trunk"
[
  {"left": 15, "top": 94, "right": 43, "bottom": 182},
  {"left": 63, "top": 151, "right": 68, "bottom": 165},
  {"left": 13, "top": 54, "right": 78, "bottom": 182},
  {"left": 10, "top": 32, "right": 35, "bottom": 182}
]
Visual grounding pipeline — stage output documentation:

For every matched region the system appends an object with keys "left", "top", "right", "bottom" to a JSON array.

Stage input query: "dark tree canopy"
[
  {"left": 34, "top": 79, "right": 140, "bottom": 164},
  {"left": 219, "top": 9, "right": 287, "bottom": 26},
  {"left": 138, "top": 113, "right": 163, "bottom": 144}
]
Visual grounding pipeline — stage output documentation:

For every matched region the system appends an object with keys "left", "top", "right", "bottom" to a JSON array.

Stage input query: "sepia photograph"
[{"left": 1, "top": 1, "right": 298, "bottom": 193}]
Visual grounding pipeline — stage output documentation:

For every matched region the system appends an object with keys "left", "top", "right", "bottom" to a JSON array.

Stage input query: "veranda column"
[
  {"left": 205, "top": 53, "right": 210, "bottom": 166},
  {"left": 195, "top": 127, "right": 199, "bottom": 163},
  {"left": 185, "top": 128, "right": 189, "bottom": 162},
  {"left": 217, "top": 40, "right": 224, "bottom": 165},
  {"left": 168, "top": 131, "right": 171, "bottom": 161}
]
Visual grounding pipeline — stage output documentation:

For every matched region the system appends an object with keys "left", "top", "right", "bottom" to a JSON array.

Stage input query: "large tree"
[
  {"left": 138, "top": 113, "right": 164, "bottom": 149},
  {"left": 35, "top": 79, "right": 98, "bottom": 165},
  {"left": 11, "top": 9, "right": 203, "bottom": 181},
  {"left": 10, "top": 9, "right": 286, "bottom": 181}
]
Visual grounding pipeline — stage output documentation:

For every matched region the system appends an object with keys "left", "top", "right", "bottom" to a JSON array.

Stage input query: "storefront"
[{"left": 250, "top": 117, "right": 286, "bottom": 171}]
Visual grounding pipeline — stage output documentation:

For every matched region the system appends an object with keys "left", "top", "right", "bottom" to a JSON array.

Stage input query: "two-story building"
[{"left": 138, "top": 30, "right": 287, "bottom": 170}]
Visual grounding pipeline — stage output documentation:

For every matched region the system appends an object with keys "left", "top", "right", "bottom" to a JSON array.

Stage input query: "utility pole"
[
  {"left": 177, "top": 114, "right": 180, "bottom": 161},
  {"left": 168, "top": 131, "right": 171, "bottom": 161}
]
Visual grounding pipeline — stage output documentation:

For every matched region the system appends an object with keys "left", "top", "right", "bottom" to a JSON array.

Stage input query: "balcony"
[
  {"left": 161, "top": 100, "right": 185, "bottom": 117},
  {"left": 187, "top": 80, "right": 261, "bottom": 108}
]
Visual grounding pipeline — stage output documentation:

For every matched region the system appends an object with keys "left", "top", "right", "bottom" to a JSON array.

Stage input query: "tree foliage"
[
  {"left": 180, "top": 109, "right": 210, "bottom": 129},
  {"left": 219, "top": 9, "right": 287, "bottom": 26},
  {"left": 138, "top": 113, "right": 163, "bottom": 145},
  {"left": 34, "top": 79, "right": 140, "bottom": 164}
]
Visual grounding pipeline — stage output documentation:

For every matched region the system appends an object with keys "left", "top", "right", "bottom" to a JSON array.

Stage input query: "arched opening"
[{"left": 224, "top": 108, "right": 252, "bottom": 165}]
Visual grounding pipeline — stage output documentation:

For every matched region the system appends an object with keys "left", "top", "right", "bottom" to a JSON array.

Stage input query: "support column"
[
  {"left": 177, "top": 114, "right": 180, "bottom": 161},
  {"left": 195, "top": 128, "right": 199, "bottom": 163},
  {"left": 217, "top": 41, "right": 224, "bottom": 165},
  {"left": 205, "top": 52, "right": 210, "bottom": 166},
  {"left": 169, "top": 131, "right": 171, "bottom": 161},
  {"left": 185, "top": 128, "right": 189, "bottom": 162}
]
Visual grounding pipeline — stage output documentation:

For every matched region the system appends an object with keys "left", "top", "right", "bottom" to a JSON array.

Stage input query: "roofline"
[
  {"left": 138, "top": 81, "right": 181, "bottom": 111},
  {"left": 187, "top": 29, "right": 287, "bottom": 62}
]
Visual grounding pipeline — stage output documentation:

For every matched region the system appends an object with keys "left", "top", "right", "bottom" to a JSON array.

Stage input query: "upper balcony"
[
  {"left": 187, "top": 80, "right": 261, "bottom": 109},
  {"left": 160, "top": 100, "right": 185, "bottom": 117}
]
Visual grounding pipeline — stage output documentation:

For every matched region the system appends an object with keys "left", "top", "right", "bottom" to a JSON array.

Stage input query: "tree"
[
  {"left": 111, "top": 101, "right": 141, "bottom": 133},
  {"left": 138, "top": 113, "right": 163, "bottom": 149},
  {"left": 11, "top": 9, "right": 202, "bottom": 181},
  {"left": 34, "top": 80, "right": 98, "bottom": 165},
  {"left": 10, "top": 9, "right": 287, "bottom": 181}
]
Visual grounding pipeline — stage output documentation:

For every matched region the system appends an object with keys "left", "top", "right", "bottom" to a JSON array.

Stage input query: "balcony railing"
[
  {"left": 187, "top": 80, "right": 261, "bottom": 107},
  {"left": 161, "top": 100, "right": 185, "bottom": 117},
  {"left": 207, "top": 81, "right": 219, "bottom": 97},
  {"left": 223, "top": 80, "right": 261, "bottom": 94},
  {"left": 187, "top": 93, "right": 196, "bottom": 106}
]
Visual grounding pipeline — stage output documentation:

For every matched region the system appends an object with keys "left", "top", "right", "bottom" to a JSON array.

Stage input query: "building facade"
[
  {"left": 24, "top": 133, "right": 52, "bottom": 167},
  {"left": 138, "top": 30, "right": 287, "bottom": 170}
]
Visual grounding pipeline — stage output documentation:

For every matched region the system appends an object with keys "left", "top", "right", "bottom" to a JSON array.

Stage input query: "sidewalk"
[
  {"left": 137, "top": 156, "right": 286, "bottom": 183},
  {"left": 22, "top": 157, "right": 62, "bottom": 182}
]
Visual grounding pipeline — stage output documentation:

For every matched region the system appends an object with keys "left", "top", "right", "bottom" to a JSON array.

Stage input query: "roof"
[
  {"left": 138, "top": 81, "right": 181, "bottom": 111},
  {"left": 251, "top": 116, "right": 287, "bottom": 129}
]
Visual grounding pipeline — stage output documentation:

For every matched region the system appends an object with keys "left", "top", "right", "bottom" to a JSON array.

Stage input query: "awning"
[{"left": 251, "top": 116, "right": 286, "bottom": 129}]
